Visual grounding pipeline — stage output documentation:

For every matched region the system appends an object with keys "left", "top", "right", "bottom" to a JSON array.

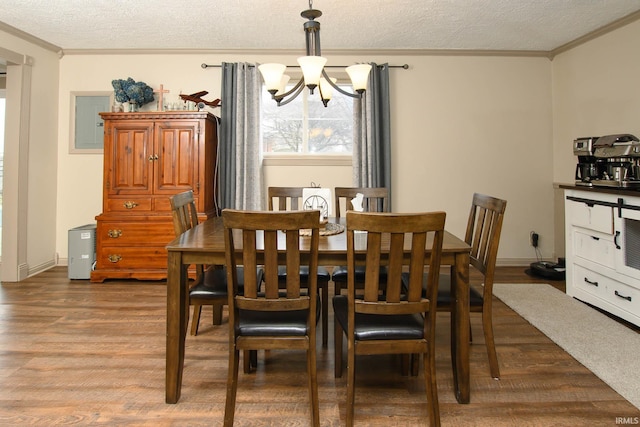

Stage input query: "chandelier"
[{"left": 258, "top": 0, "right": 372, "bottom": 107}]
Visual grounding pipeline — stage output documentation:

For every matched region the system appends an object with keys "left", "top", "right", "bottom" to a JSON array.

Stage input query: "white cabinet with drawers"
[{"left": 564, "top": 188, "right": 640, "bottom": 327}]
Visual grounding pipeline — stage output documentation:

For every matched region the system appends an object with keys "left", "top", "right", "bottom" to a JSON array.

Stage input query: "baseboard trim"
[{"left": 27, "top": 259, "right": 56, "bottom": 278}]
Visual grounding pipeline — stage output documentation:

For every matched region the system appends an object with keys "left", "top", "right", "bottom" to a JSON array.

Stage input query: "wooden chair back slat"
[{"left": 241, "top": 230, "right": 259, "bottom": 298}]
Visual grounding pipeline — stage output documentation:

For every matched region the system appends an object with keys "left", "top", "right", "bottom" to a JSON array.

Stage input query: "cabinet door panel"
[
  {"left": 154, "top": 121, "right": 200, "bottom": 194},
  {"left": 105, "top": 121, "right": 154, "bottom": 195}
]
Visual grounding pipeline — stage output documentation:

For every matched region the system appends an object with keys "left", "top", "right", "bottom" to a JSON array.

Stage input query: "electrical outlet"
[{"left": 530, "top": 231, "right": 539, "bottom": 248}]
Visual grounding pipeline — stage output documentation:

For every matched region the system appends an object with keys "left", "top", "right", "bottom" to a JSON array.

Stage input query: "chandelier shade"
[
  {"left": 258, "top": 0, "right": 371, "bottom": 107},
  {"left": 346, "top": 64, "right": 372, "bottom": 93},
  {"left": 297, "top": 56, "right": 327, "bottom": 92},
  {"left": 258, "top": 63, "right": 287, "bottom": 93}
]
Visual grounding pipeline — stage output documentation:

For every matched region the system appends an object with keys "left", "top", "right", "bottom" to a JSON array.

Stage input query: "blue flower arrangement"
[{"left": 112, "top": 77, "right": 154, "bottom": 107}]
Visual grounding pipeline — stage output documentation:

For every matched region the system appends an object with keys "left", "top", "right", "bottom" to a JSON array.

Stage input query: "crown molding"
[
  {"left": 0, "top": 21, "right": 62, "bottom": 55},
  {"left": 60, "top": 47, "right": 551, "bottom": 59},
  {"left": 549, "top": 10, "right": 640, "bottom": 59}
]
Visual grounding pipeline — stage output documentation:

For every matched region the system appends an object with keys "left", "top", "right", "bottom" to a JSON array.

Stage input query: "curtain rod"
[{"left": 201, "top": 63, "right": 409, "bottom": 69}]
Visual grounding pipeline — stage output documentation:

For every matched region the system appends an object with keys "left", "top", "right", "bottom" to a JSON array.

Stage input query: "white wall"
[
  {"left": 391, "top": 54, "right": 553, "bottom": 263},
  {"left": 0, "top": 30, "right": 59, "bottom": 280},
  {"left": 552, "top": 20, "right": 640, "bottom": 183},
  {"left": 551, "top": 19, "right": 640, "bottom": 257}
]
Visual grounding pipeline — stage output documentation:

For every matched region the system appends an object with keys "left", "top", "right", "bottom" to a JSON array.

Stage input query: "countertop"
[{"left": 559, "top": 183, "right": 640, "bottom": 197}]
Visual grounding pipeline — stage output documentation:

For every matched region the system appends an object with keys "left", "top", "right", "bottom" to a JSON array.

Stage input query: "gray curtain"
[
  {"left": 219, "top": 62, "right": 264, "bottom": 210},
  {"left": 353, "top": 63, "right": 392, "bottom": 209}
]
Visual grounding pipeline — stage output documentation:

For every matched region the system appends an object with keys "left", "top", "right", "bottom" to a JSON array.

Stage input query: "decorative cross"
[{"left": 154, "top": 84, "right": 170, "bottom": 111}]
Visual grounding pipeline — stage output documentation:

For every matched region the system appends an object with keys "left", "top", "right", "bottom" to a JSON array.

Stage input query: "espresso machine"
[
  {"left": 591, "top": 134, "right": 640, "bottom": 188},
  {"left": 573, "top": 136, "right": 602, "bottom": 186}
]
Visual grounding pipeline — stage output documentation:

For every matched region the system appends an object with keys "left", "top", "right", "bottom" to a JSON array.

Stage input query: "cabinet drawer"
[
  {"left": 573, "top": 264, "right": 640, "bottom": 318},
  {"left": 106, "top": 198, "right": 153, "bottom": 212},
  {"left": 566, "top": 199, "right": 613, "bottom": 234},
  {"left": 97, "top": 221, "right": 175, "bottom": 245},
  {"left": 96, "top": 246, "right": 168, "bottom": 269},
  {"left": 572, "top": 264, "right": 608, "bottom": 300},
  {"left": 154, "top": 197, "right": 172, "bottom": 212},
  {"left": 603, "top": 279, "right": 640, "bottom": 318},
  {"left": 573, "top": 229, "right": 615, "bottom": 269}
]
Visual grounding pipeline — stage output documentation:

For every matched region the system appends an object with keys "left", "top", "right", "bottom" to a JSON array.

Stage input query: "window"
[{"left": 261, "top": 82, "right": 354, "bottom": 154}]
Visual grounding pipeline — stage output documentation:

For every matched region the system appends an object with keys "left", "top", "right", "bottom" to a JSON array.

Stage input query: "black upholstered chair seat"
[
  {"left": 191, "top": 267, "right": 263, "bottom": 299},
  {"left": 401, "top": 272, "right": 484, "bottom": 308},
  {"left": 331, "top": 265, "right": 387, "bottom": 283},
  {"left": 436, "top": 276, "right": 484, "bottom": 307},
  {"left": 238, "top": 309, "right": 311, "bottom": 336},
  {"left": 277, "top": 265, "right": 331, "bottom": 348},
  {"left": 237, "top": 291, "right": 321, "bottom": 337},
  {"left": 277, "top": 265, "right": 331, "bottom": 282},
  {"left": 333, "top": 295, "right": 424, "bottom": 341},
  {"left": 189, "top": 268, "right": 227, "bottom": 298}
]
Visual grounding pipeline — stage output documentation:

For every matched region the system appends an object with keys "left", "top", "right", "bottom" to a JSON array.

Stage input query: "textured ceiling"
[{"left": 0, "top": 0, "right": 639, "bottom": 52}]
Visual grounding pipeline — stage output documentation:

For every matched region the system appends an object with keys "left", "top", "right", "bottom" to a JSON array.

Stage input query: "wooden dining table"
[{"left": 165, "top": 216, "right": 472, "bottom": 405}]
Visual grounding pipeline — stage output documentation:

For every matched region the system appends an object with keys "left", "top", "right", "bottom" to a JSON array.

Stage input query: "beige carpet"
[{"left": 493, "top": 283, "right": 640, "bottom": 410}]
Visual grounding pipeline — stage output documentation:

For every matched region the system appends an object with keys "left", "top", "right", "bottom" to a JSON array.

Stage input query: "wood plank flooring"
[{"left": 0, "top": 266, "right": 637, "bottom": 426}]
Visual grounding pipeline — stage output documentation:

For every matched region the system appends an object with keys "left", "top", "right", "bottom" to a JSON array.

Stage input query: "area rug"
[{"left": 493, "top": 283, "right": 640, "bottom": 409}]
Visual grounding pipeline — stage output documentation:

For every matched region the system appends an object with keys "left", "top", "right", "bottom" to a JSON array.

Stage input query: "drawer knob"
[
  {"left": 107, "top": 229, "right": 122, "bottom": 238},
  {"left": 584, "top": 277, "right": 599, "bottom": 287},
  {"left": 123, "top": 201, "right": 139, "bottom": 209},
  {"left": 108, "top": 254, "right": 122, "bottom": 263}
]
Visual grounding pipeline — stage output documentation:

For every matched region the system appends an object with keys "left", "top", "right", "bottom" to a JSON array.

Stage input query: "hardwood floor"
[{"left": 0, "top": 266, "right": 637, "bottom": 426}]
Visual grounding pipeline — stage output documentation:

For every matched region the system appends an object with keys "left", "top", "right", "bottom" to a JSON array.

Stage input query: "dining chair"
[
  {"left": 333, "top": 211, "right": 446, "bottom": 427},
  {"left": 268, "top": 186, "right": 332, "bottom": 347},
  {"left": 169, "top": 190, "right": 263, "bottom": 336},
  {"left": 169, "top": 190, "right": 225, "bottom": 336},
  {"left": 332, "top": 187, "right": 390, "bottom": 296},
  {"left": 222, "top": 209, "right": 320, "bottom": 427},
  {"left": 433, "top": 193, "right": 507, "bottom": 379}
]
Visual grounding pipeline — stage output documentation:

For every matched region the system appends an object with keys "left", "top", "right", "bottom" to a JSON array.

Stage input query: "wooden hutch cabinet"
[{"left": 90, "top": 111, "right": 219, "bottom": 282}]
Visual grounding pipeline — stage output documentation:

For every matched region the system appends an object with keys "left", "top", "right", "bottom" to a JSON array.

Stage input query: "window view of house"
[{"left": 261, "top": 83, "right": 354, "bottom": 154}]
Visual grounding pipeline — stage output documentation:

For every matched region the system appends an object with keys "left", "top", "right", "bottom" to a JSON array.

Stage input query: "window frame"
[{"left": 261, "top": 72, "right": 355, "bottom": 163}]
